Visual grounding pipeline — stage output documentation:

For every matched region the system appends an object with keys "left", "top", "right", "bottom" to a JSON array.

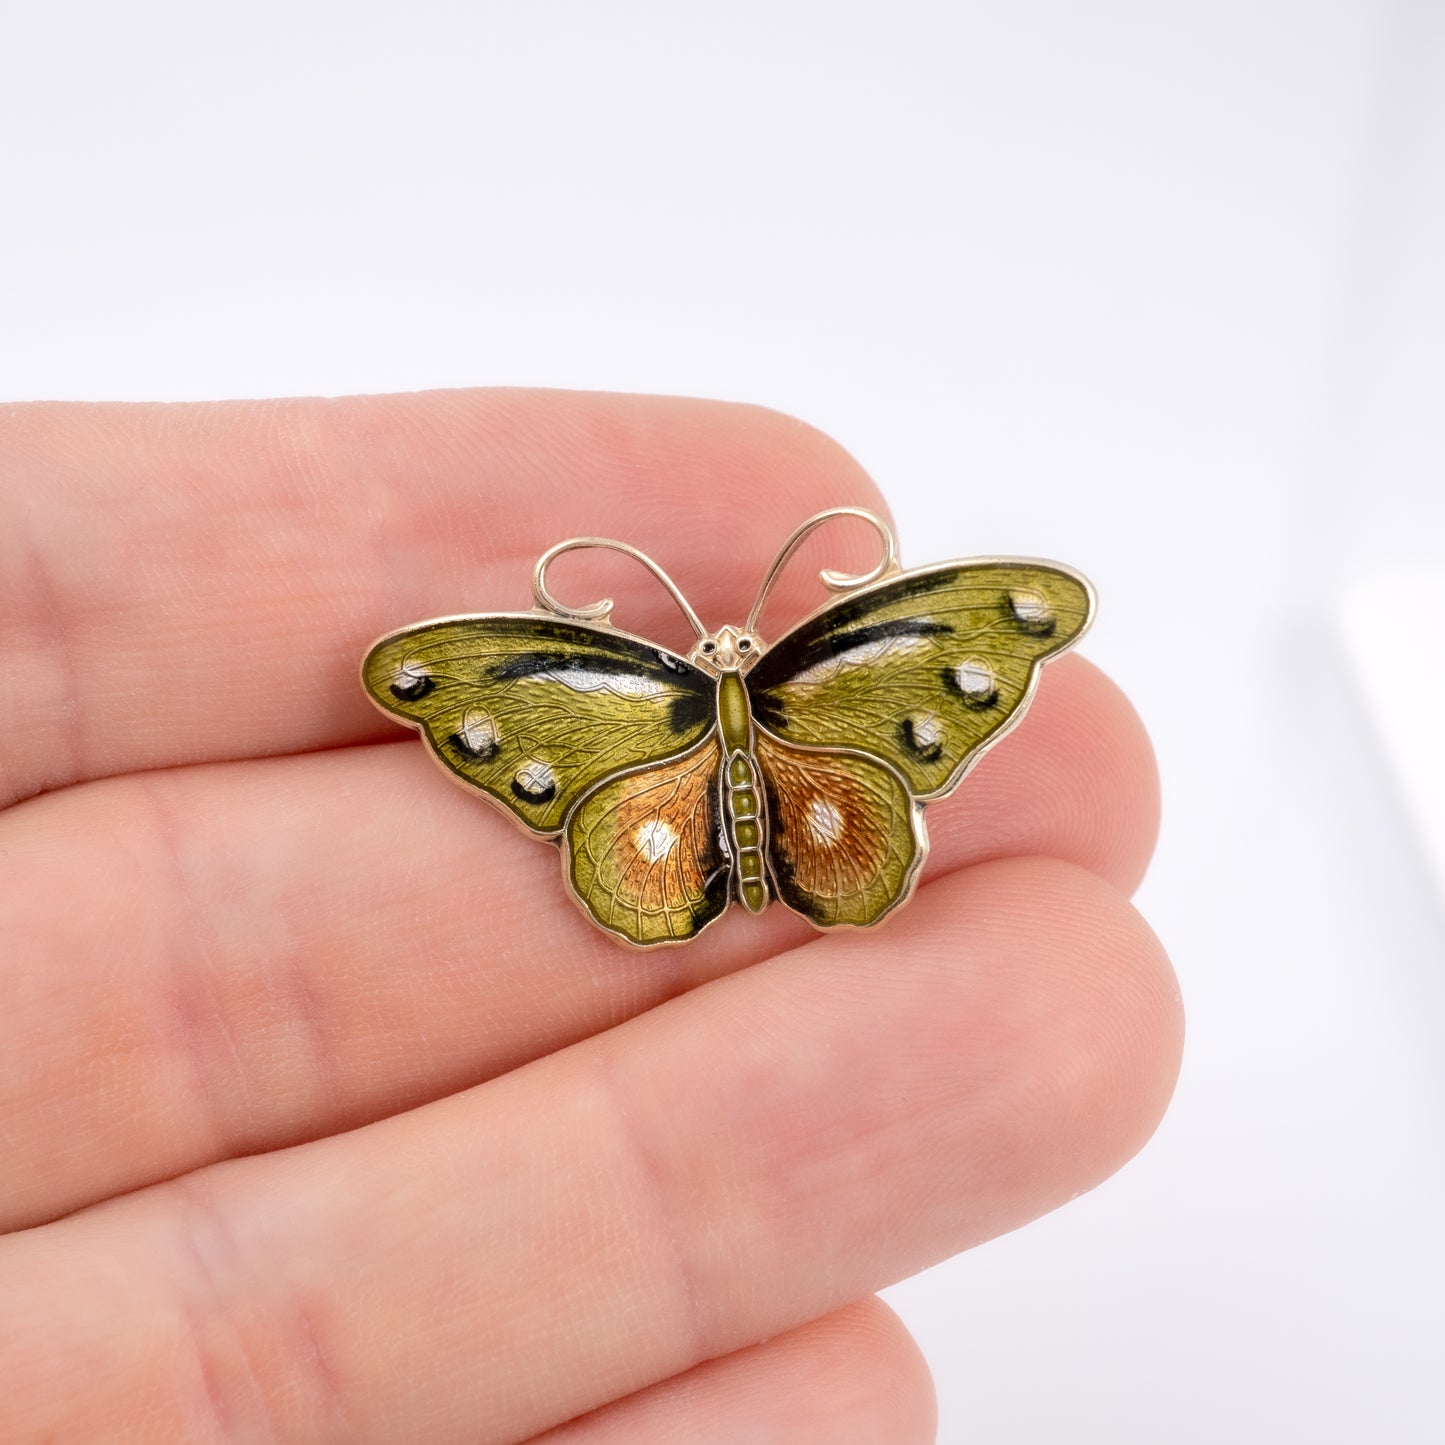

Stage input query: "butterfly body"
[
  {"left": 362, "top": 511, "right": 1095, "bottom": 949},
  {"left": 712, "top": 671, "right": 768, "bottom": 914}
]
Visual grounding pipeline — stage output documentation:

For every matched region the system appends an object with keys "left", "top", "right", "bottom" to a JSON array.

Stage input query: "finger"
[
  {"left": 0, "top": 858, "right": 1181, "bottom": 1445},
  {"left": 528, "top": 1297, "right": 935, "bottom": 1445},
  {"left": 0, "top": 391, "right": 884, "bottom": 804},
  {"left": 0, "top": 655, "right": 1156, "bottom": 1231}
]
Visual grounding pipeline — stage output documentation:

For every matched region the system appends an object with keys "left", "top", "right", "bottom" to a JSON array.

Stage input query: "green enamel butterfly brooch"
[{"left": 361, "top": 508, "right": 1094, "bottom": 948}]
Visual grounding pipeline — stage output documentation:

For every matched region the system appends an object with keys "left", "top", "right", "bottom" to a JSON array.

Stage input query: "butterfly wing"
[
  {"left": 361, "top": 614, "right": 715, "bottom": 836},
  {"left": 747, "top": 561, "right": 1094, "bottom": 801},
  {"left": 753, "top": 730, "right": 922, "bottom": 928},
  {"left": 747, "top": 559, "right": 1092, "bottom": 928},
  {"left": 566, "top": 732, "right": 731, "bottom": 946}
]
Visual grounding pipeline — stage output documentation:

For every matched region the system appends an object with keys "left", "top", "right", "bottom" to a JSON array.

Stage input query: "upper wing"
[
  {"left": 747, "top": 561, "right": 1093, "bottom": 799},
  {"left": 361, "top": 613, "right": 715, "bottom": 835}
]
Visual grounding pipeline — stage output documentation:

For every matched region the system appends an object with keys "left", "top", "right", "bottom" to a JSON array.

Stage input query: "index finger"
[{"left": 0, "top": 391, "right": 882, "bottom": 805}]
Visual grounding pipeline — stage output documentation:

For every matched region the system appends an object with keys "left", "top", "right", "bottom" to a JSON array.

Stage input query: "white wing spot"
[
  {"left": 954, "top": 658, "right": 996, "bottom": 700},
  {"left": 634, "top": 819, "right": 679, "bottom": 862},
  {"left": 1008, "top": 590, "right": 1053, "bottom": 625},
  {"left": 911, "top": 713, "right": 944, "bottom": 749},
  {"left": 806, "top": 798, "right": 845, "bottom": 845},
  {"left": 514, "top": 760, "right": 556, "bottom": 795},
  {"left": 458, "top": 709, "right": 498, "bottom": 753},
  {"left": 788, "top": 633, "right": 932, "bottom": 686},
  {"left": 539, "top": 667, "right": 667, "bottom": 698}
]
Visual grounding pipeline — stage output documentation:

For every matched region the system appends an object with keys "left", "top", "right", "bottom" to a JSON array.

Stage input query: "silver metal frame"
[{"left": 361, "top": 508, "right": 1096, "bottom": 949}]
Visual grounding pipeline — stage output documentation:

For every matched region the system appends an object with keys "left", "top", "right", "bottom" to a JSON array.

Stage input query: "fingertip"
[
  {"left": 928, "top": 652, "right": 1162, "bottom": 896},
  {"left": 532, "top": 1295, "right": 937, "bottom": 1445},
  {"left": 781, "top": 1296, "right": 938, "bottom": 1445},
  {"left": 936, "top": 855, "right": 1184, "bottom": 1217}
]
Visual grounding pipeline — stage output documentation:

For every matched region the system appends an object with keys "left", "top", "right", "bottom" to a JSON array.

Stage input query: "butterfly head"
[{"left": 690, "top": 625, "right": 763, "bottom": 675}]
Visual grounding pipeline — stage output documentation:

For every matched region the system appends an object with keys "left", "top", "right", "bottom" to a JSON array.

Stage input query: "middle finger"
[{"left": 0, "top": 656, "right": 1155, "bottom": 1232}]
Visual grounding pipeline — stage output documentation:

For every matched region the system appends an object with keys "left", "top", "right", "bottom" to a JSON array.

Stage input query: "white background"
[{"left": 4, "top": 3, "right": 1443, "bottom": 1440}]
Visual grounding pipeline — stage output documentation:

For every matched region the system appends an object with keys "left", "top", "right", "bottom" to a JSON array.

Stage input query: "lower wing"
[
  {"left": 565, "top": 732, "right": 731, "bottom": 947},
  {"left": 754, "top": 728, "right": 923, "bottom": 929}
]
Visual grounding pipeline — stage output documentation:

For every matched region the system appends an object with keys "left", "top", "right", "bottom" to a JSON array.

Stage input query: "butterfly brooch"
[{"left": 361, "top": 508, "right": 1094, "bottom": 948}]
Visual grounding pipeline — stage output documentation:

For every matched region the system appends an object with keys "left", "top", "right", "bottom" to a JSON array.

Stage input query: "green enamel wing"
[{"left": 362, "top": 509, "right": 1094, "bottom": 948}]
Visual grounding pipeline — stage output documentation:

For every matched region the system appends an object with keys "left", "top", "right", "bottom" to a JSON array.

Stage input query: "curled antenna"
[
  {"left": 745, "top": 507, "right": 900, "bottom": 633},
  {"left": 533, "top": 536, "right": 709, "bottom": 641}
]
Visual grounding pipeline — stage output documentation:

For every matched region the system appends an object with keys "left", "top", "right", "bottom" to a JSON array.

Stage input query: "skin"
[{"left": 0, "top": 390, "right": 1182, "bottom": 1443}]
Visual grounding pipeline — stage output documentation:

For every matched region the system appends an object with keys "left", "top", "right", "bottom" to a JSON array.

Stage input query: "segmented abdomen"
[{"left": 725, "top": 750, "right": 768, "bottom": 913}]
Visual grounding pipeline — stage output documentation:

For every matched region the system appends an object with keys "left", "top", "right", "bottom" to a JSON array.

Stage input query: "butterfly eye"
[
  {"left": 702, "top": 641, "right": 717, "bottom": 654},
  {"left": 738, "top": 638, "right": 752, "bottom": 652}
]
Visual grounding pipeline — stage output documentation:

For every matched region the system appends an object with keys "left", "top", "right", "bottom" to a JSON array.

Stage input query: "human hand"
[{"left": 0, "top": 391, "right": 1181, "bottom": 1442}]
